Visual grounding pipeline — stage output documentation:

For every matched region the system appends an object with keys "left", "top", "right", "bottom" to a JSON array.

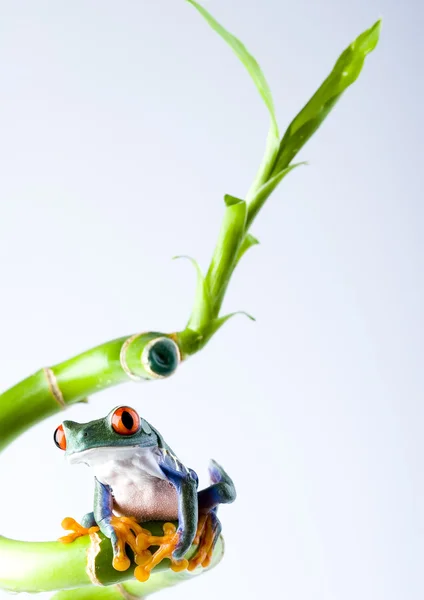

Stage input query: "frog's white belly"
[
  {"left": 110, "top": 473, "right": 178, "bottom": 522},
  {"left": 83, "top": 446, "right": 178, "bottom": 522}
]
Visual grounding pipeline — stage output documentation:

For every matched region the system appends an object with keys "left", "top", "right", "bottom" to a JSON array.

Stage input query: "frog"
[{"left": 54, "top": 405, "right": 236, "bottom": 581}]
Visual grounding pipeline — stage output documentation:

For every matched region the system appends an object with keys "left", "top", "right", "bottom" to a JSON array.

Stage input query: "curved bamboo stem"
[
  {"left": 0, "top": 530, "right": 224, "bottom": 594},
  {"left": 0, "top": 333, "right": 179, "bottom": 452}
]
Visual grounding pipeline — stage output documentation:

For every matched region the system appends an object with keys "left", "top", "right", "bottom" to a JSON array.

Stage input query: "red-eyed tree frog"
[{"left": 54, "top": 406, "right": 236, "bottom": 581}]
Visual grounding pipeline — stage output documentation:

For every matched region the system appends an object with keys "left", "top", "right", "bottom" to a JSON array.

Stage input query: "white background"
[{"left": 0, "top": 0, "right": 422, "bottom": 599}]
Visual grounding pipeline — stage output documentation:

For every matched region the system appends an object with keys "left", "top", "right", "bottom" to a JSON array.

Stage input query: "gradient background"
[{"left": 0, "top": 0, "right": 422, "bottom": 599}]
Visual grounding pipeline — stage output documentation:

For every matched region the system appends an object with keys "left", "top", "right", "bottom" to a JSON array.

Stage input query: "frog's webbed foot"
[
  {"left": 59, "top": 514, "right": 137, "bottom": 571},
  {"left": 187, "top": 460, "right": 235, "bottom": 571},
  {"left": 109, "top": 516, "right": 191, "bottom": 582},
  {"left": 113, "top": 510, "right": 226, "bottom": 580},
  {"left": 187, "top": 510, "right": 221, "bottom": 571},
  {"left": 58, "top": 517, "right": 100, "bottom": 543},
  {"left": 59, "top": 514, "right": 187, "bottom": 582}
]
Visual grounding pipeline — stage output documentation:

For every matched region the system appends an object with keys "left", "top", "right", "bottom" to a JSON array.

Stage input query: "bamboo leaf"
[
  {"left": 186, "top": 0, "right": 280, "bottom": 193},
  {"left": 173, "top": 256, "right": 212, "bottom": 331},
  {"left": 272, "top": 20, "right": 381, "bottom": 173},
  {"left": 236, "top": 233, "right": 260, "bottom": 265},
  {"left": 187, "top": 0, "right": 279, "bottom": 144},
  {"left": 206, "top": 311, "right": 256, "bottom": 340},
  {"left": 246, "top": 162, "right": 306, "bottom": 229}
]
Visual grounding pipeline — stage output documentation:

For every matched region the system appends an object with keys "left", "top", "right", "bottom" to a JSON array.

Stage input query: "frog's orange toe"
[
  {"left": 113, "top": 554, "right": 131, "bottom": 572},
  {"left": 135, "top": 549, "right": 152, "bottom": 566},
  {"left": 134, "top": 566, "right": 150, "bottom": 583},
  {"left": 58, "top": 517, "right": 99, "bottom": 544},
  {"left": 109, "top": 516, "right": 180, "bottom": 582},
  {"left": 59, "top": 513, "right": 216, "bottom": 581},
  {"left": 170, "top": 558, "right": 189, "bottom": 573},
  {"left": 133, "top": 522, "right": 179, "bottom": 582},
  {"left": 188, "top": 513, "right": 216, "bottom": 572}
]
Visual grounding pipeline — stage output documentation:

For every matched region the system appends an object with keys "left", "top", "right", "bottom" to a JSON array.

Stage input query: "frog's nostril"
[{"left": 84, "top": 432, "right": 88, "bottom": 437}]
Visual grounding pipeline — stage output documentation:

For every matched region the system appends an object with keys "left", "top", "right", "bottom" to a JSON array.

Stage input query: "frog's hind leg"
[
  {"left": 197, "top": 459, "right": 236, "bottom": 511},
  {"left": 188, "top": 460, "right": 235, "bottom": 571}
]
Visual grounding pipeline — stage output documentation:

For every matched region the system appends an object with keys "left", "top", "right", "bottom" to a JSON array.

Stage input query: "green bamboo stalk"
[
  {"left": 52, "top": 588, "right": 126, "bottom": 600},
  {"left": 0, "top": 0, "right": 381, "bottom": 595},
  {"left": 0, "top": 333, "right": 182, "bottom": 452},
  {"left": 0, "top": 9, "right": 381, "bottom": 454},
  {"left": 52, "top": 587, "right": 124, "bottom": 600},
  {"left": 49, "top": 536, "right": 224, "bottom": 599},
  {"left": 0, "top": 524, "right": 223, "bottom": 593},
  {"left": 50, "top": 553, "right": 224, "bottom": 600}
]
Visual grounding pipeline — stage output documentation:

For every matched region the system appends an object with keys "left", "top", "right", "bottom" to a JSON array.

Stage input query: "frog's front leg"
[
  {"left": 159, "top": 452, "right": 199, "bottom": 560},
  {"left": 93, "top": 478, "right": 131, "bottom": 571}
]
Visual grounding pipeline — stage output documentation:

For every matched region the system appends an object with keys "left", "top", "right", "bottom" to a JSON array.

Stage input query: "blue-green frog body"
[{"left": 54, "top": 406, "right": 236, "bottom": 562}]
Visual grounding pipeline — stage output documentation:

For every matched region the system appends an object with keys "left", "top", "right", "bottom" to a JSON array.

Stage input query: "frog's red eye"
[
  {"left": 111, "top": 407, "right": 140, "bottom": 436},
  {"left": 54, "top": 425, "right": 67, "bottom": 450}
]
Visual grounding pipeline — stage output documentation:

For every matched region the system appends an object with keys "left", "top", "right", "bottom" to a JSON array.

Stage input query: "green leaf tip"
[
  {"left": 272, "top": 18, "right": 381, "bottom": 174},
  {"left": 246, "top": 162, "right": 306, "bottom": 229},
  {"left": 235, "top": 233, "right": 260, "bottom": 266},
  {"left": 186, "top": 0, "right": 279, "bottom": 143},
  {"left": 205, "top": 310, "right": 256, "bottom": 340},
  {"left": 351, "top": 19, "right": 382, "bottom": 56},
  {"left": 331, "top": 18, "right": 382, "bottom": 92}
]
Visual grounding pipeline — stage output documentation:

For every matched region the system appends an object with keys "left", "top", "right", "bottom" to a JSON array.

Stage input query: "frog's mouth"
[{"left": 67, "top": 445, "right": 143, "bottom": 466}]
